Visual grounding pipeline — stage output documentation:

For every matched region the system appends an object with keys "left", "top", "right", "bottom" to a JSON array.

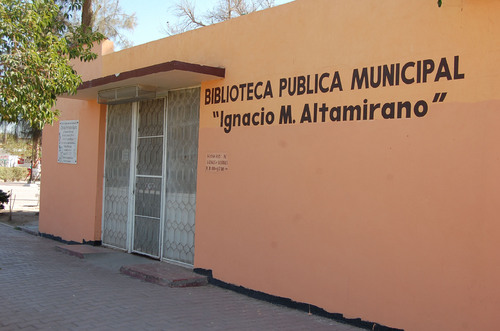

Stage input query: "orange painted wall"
[
  {"left": 41, "top": 1, "right": 499, "bottom": 330},
  {"left": 195, "top": 1, "right": 499, "bottom": 330},
  {"left": 196, "top": 101, "right": 500, "bottom": 331},
  {"left": 39, "top": 42, "right": 110, "bottom": 242},
  {"left": 39, "top": 99, "right": 106, "bottom": 242}
]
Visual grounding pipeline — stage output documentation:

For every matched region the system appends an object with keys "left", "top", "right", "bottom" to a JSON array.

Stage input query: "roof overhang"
[{"left": 64, "top": 60, "right": 225, "bottom": 102}]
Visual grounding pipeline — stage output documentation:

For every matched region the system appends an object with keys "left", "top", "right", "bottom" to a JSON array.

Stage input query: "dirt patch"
[{"left": 0, "top": 210, "right": 39, "bottom": 228}]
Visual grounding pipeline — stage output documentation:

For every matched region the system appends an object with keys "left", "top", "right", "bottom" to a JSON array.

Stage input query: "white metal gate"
[
  {"left": 132, "top": 99, "right": 165, "bottom": 258},
  {"left": 102, "top": 87, "right": 200, "bottom": 264},
  {"left": 102, "top": 102, "right": 132, "bottom": 250},
  {"left": 163, "top": 88, "right": 199, "bottom": 265}
]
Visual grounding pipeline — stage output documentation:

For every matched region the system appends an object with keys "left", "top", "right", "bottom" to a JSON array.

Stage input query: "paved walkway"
[
  {"left": 0, "top": 224, "right": 363, "bottom": 331},
  {"left": 0, "top": 181, "right": 40, "bottom": 212}
]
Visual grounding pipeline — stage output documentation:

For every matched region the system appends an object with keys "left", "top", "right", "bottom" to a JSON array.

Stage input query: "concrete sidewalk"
[
  {"left": 0, "top": 224, "right": 364, "bottom": 331},
  {"left": 0, "top": 181, "right": 40, "bottom": 213}
]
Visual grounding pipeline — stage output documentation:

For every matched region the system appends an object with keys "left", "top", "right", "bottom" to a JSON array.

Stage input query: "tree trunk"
[
  {"left": 2, "top": 123, "right": 7, "bottom": 144},
  {"left": 81, "top": 0, "right": 94, "bottom": 31},
  {"left": 28, "top": 129, "right": 42, "bottom": 183}
]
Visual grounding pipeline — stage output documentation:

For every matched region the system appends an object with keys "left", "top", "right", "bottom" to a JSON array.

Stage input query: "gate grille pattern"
[
  {"left": 102, "top": 103, "right": 132, "bottom": 249},
  {"left": 133, "top": 99, "right": 164, "bottom": 257},
  {"left": 136, "top": 137, "right": 163, "bottom": 176},
  {"left": 163, "top": 88, "right": 200, "bottom": 264},
  {"left": 134, "top": 216, "right": 160, "bottom": 256},
  {"left": 102, "top": 91, "right": 198, "bottom": 263}
]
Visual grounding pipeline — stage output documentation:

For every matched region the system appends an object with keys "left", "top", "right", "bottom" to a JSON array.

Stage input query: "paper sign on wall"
[
  {"left": 58, "top": 120, "right": 79, "bottom": 164},
  {"left": 206, "top": 153, "right": 229, "bottom": 172}
]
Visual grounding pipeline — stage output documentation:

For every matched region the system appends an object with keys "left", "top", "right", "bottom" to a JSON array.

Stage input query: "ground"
[
  {"left": 0, "top": 181, "right": 39, "bottom": 229},
  {"left": 0, "top": 210, "right": 38, "bottom": 227}
]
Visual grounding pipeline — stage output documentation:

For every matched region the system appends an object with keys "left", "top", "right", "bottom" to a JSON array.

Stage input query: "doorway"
[{"left": 102, "top": 87, "right": 200, "bottom": 265}]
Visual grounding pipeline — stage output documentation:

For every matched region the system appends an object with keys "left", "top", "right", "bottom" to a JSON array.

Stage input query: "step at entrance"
[
  {"left": 120, "top": 263, "right": 208, "bottom": 287},
  {"left": 55, "top": 244, "right": 207, "bottom": 287},
  {"left": 55, "top": 244, "right": 109, "bottom": 259}
]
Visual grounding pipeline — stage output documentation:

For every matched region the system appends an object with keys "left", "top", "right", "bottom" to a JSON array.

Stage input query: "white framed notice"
[{"left": 58, "top": 120, "right": 79, "bottom": 164}]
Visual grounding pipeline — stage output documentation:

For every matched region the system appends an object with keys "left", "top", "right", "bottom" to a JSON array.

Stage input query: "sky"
[{"left": 118, "top": 0, "right": 294, "bottom": 50}]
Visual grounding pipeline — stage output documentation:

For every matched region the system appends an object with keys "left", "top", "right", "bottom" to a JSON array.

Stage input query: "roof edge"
[{"left": 79, "top": 60, "right": 226, "bottom": 91}]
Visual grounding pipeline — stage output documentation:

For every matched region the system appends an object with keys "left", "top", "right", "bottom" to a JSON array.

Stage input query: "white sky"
[{"left": 118, "top": 0, "right": 294, "bottom": 50}]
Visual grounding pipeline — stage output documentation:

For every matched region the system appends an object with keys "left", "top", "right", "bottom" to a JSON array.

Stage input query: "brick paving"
[{"left": 0, "top": 224, "right": 364, "bottom": 331}]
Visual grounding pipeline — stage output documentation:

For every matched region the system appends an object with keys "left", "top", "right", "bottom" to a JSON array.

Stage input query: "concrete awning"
[{"left": 65, "top": 60, "right": 225, "bottom": 102}]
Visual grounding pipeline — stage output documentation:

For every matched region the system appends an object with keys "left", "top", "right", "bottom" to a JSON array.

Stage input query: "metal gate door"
[
  {"left": 102, "top": 103, "right": 133, "bottom": 250},
  {"left": 102, "top": 88, "right": 199, "bottom": 264},
  {"left": 162, "top": 88, "right": 199, "bottom": 265},
  {"left": 132, "top": 99, "right": 165, "bottom": 258}
]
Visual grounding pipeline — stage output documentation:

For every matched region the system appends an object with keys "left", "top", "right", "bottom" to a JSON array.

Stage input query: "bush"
[
  {"left": 0, "top": 167, "right": 29, "bottom": 182},
  {"left": 0, "top": 190, "right": 9, "bottom": 209}
]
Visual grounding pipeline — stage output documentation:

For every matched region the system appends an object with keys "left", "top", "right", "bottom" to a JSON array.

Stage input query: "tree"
[
  {"left": 93, "top": 0, "right": 137, "bottom": 49},
  {"left": 0, "top": 130, "right": 31, "bottom": 158},
  {"left": 165, "top": 0, "right": 275, "bottom": 35},
  {"left": 0, "top": 0, "right": 104, "bottom": 130},
  {"left": 73, "top": 0, "right": 137, "bottom": 49},
  {"left": 81, "top": 0, "right": 93, "bottom": 29},
  {"left": 0, "top": 119, "right": 42, "bottom": 183}
]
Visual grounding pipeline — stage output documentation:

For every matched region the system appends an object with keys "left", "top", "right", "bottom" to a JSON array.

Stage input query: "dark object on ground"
[{"left": 0, "top": 190, "right": 9, "bottom": 209}]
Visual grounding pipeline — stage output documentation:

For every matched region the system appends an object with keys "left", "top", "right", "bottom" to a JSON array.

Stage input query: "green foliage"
[
  {"left": 0, "top": 0, "right": 104, "bottom": 130},
  {"left": 0, "top": 167, "right": 28, "bottom": 182},
  {"left": 0, "top": 135, "right": 32, "bottom": 158}
]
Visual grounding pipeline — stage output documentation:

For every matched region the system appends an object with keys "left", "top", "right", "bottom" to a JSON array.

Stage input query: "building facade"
[{"left": 40, "top": 1, "right": 500, "bottom": 330}]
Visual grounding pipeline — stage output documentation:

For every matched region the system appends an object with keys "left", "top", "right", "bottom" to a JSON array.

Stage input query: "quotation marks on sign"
[
  {"left": 432, "top": 92, "right": 447, "bottom": 103},
  {"left": 213, "top": 91, "right": 454, "bottom": 133}
]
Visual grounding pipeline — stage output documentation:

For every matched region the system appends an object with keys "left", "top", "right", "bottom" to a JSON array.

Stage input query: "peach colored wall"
[
  {"left": 39, "top": 99, "right": 106, "bottom": 242},
  {"left": 41, "top": 0, "right": 499, "bottom": 330},
  {"left": 72, "top": 40, "right": 114, "bottom": 82},
  {"left": 196, "top": 101, "right": 500, "bottom": 331},
  {"left": 196, "top": 1, "right": 497, "bottom": 330}
]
